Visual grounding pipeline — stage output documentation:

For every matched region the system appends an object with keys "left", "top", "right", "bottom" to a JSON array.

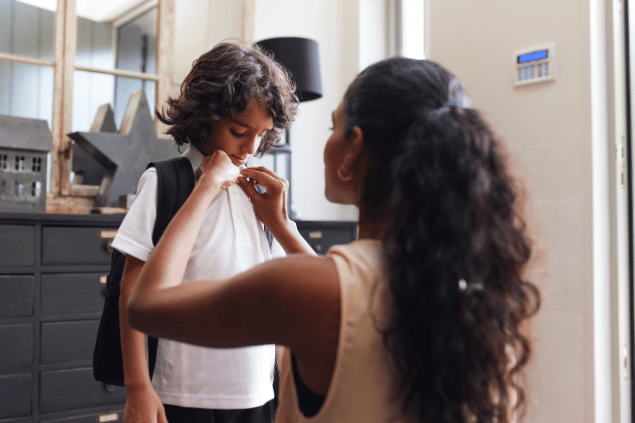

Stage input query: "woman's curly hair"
[
  {"left": 343, "top": 58, "right": 540, "bottom": 423},
  {"left": 157, "top": 42, "right": 298, "bottom": 156}
]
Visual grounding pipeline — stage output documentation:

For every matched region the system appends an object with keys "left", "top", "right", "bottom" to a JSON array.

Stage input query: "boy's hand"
[
  {"left": 197, "top": 150, "right": 241, "bottom": 191},
  {"left": 238, "top": 166, "right": 289, "bottom": 229},
  {"left": 123, "top": 384, "right": 167, "bottom": 423}
]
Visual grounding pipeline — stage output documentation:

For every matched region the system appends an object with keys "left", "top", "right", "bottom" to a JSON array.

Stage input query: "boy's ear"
[{"left": 338, "top": 126, "right": 365, "bottom": 181}]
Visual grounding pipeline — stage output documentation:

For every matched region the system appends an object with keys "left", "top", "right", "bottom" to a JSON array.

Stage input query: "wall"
[
  {"left": 252, "top": 0, "right": 360, "bottom": 221},
  {"left": 173, "top": 0, "right": 252, "bottom": 86},
  {"left": 427, "top": 0, "right": 611, "bottom": 422}
]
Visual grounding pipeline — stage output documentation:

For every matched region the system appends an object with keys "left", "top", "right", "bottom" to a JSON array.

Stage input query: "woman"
[{"left": 128, "top": 57, "right": 540, "bottom": 423}]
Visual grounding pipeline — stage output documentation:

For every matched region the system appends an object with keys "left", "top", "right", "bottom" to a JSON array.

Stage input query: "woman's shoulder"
[{"left": 327, "top": 239, "right": 385, "bottom": 273}]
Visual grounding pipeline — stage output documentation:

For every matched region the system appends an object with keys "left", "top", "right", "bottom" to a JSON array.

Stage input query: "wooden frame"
[{"left": 1, "top": 0, "right": 175, "bottom": 213}]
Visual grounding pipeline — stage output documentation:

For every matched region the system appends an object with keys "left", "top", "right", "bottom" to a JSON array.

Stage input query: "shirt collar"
[
  {"left": 181, "top": 144, "right": 247, "bottom": 173},
  {"left": 183, "top": 143, "right": 204, "bottom": 172}
]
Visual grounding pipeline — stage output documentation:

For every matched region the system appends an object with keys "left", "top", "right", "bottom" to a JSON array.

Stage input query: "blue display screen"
[{"left": 517, "top": 49, "right": 548, "bottom": 64}]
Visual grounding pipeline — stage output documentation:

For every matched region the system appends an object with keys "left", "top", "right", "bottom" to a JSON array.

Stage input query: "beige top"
[{"left": 275, "top": 239, "right": 415, "bottom": 423}]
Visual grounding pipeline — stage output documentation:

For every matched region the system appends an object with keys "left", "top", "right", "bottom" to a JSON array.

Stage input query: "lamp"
[
  {"left": 255, "top": 37, "right": 323, "bottom": 102},
  {"left": 253, "top": 37, "right": 323, "bottom": 219}
]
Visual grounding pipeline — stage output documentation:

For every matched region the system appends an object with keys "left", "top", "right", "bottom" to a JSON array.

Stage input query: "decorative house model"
[{"left": 0, "top": 115, "right": 53, "bottom": 213}]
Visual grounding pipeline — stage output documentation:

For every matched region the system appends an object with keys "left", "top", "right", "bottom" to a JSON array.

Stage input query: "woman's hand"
[
  {"left": 196, "top": 150, "right": 241, "bottom": 194},
  {"left": 238, "top": 166, "right": 290, "bottom": 230}
]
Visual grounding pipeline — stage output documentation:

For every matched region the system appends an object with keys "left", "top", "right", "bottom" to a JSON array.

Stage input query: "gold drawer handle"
[
  {"left": 99, "top": 412, "right": 120, "bottom": 422},
  {"left": 100, "top": 275, "right": 108, "bottom": 284},
  {"left": 99, "top": 230, "right": 117, "bottom": 252},
  {"left": 308, "top": 231, "right": 322, "bottom": 239},
  {"left": 99, "top": 230, "right": 117, "bottom": 239}
]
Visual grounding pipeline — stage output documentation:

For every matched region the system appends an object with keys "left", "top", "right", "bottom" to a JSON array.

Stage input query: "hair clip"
[
  {"left": 458, "top": 278, "right": 485, "bottom": 293},
  {"left": 458, "top": 278, "right": 468, "bottom": 291}
]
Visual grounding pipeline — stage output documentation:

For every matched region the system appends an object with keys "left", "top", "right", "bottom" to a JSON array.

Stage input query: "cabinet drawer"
[
  {"left": 0, "top": 224, "right": 35, "bottom": 267},
  {"left": 41, "top": 273, "right": 107, "bottom": 315},
  {"left": 0, "top": 323, "right": 33, "bottom": 368},
  {"left": 41, "top": 320, "right": 99, "bottom": 365},
  {"left": 0, "top": 275, "right": 34, "bottom": 317},
  {"left": 299, "top": 228, "right": 356, "bottom": 254},
  {"left": 42, "top": 227, "right": 115, "bottom": 265},
  {"left": 43, "top": 409, "right": 122, "bottom": 422},
  {"left": 40, "top": 368, "right": 126, "bottom": 414},
  {"left": 0, "top": 373, "right": 32, "bottom": 419}
]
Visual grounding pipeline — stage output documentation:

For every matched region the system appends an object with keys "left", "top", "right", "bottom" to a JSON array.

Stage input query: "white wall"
[
  {"left": 252, "top": 0, "right": 360, "bottom": 221},
  {"left": 173, "top": 0, "right": 211, "bottom": 83},
  {"left": 427, "top": 0, "right": 615, "bottom": 422}
]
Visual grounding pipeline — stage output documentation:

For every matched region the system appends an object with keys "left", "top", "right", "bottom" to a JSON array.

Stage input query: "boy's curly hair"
[{"left": 157, "top": 42, "right": 298, "bottom": 156}]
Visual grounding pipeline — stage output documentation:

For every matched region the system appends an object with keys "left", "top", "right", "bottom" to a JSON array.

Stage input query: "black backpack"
[{"left": 93, "top": 156, "right": 195, "bottom": 386}]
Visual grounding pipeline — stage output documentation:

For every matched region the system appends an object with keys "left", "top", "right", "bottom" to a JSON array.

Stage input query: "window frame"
[{"left": 0, "top": 0, "right": 174, "bottom": 206}]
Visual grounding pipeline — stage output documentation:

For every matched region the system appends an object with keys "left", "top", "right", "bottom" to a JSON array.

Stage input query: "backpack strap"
[
  {"left": 145, "top": 156, "right": 194, "bottom": 378},
  {"left": 148, "top": 156, "right": 195, "bottom": 245},
  {"left": 264, "top": 225, "right": 274, "bottom": 251},
  {"left": 253, "top": 184, "right": 275, "bottom": 251}
]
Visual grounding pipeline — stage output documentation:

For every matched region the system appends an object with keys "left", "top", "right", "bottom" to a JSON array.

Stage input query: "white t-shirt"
[{"left": 112, "top": 145, "right": 285, "bottom": 409}]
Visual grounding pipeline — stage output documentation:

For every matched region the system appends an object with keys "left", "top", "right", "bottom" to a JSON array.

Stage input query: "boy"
[{"left": 112, "top": 42, "right": 303, "bottom": 423}]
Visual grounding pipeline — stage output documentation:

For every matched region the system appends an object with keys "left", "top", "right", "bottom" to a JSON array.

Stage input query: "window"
[
  {"left": 398, "top": 0, "right": 425, "bottom": 59},
  {"left": 72, "top": 1, "right": 159, "bottom": 132},
  {"left": 32, "top": 156, "right": 42, "bottom": 172},
  {"left": 0, "top": 0, "right": 174, "bottom": 204},
  {"left": 14, "top": 180, "right": 25, "bottom": 197},
  {"left": 0, "top": 0, "right": 55, "bottom": 124},
  {"left": 15, "top": 155, "right": 26, "bottom": 171},
  {"left": 31, "top": 181, "right": 41, "bottom": 197}
]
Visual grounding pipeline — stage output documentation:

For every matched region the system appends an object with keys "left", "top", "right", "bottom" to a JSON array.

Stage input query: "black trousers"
[
  {"left": 164, "top": 361, "right": 279, "bottom": 423},
  {"left": 163, "top": 400, "right": 275, "bottom": 423}
]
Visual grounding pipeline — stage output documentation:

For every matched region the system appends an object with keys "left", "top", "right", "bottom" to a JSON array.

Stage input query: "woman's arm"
[
  {"left": 128, "top": 253, "right": 340, "bottom": 393},
  {"left": 128, "top": 254, "right": 338, "bottom": 348},
  {"left": 238, "top": 166, "right": 316, "bottom": 255}
]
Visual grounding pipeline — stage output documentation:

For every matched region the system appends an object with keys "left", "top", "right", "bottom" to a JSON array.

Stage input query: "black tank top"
[{"left": 291, "top": 354, "right": 326, "bottom": 417}]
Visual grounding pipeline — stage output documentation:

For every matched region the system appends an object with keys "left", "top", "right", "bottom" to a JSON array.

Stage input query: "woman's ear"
[{"left": 337, "top": 126, "right": 365, "bottom": 182}]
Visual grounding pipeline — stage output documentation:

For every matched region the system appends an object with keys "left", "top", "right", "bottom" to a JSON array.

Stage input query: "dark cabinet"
[
  {"left": 40, "top": 273, "right": 107, "bottom": 315},
  {"left": 0, "top": 324, "right": 33, "bottom": 367},
  {"left": 0, "top": 212, "right": 124, "bottom": 423},
  {"left": 0, "top": 275, "right": 34, "bottom": 317},
  {"left": 0, "top": 373, "right": 32, "bottom": 420},
  {"left": 40, "top": 368, "right": 126, "bottom": 414},
  {"left": 0, "top": 213, "right": 355, "bottom": 423},
  {"left": 295, "top": 220, "right": 358, "bottom": 254},
  {"left": 0, "top": 224, "right": 35, "bottom": 267},
  {"left": 40, "top": 321, "right": 100, "bottom": 365}
]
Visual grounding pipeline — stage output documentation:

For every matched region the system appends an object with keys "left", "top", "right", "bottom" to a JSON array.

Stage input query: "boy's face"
[{"left": 201, "top": 98, "right": 273, "bottom": 166}]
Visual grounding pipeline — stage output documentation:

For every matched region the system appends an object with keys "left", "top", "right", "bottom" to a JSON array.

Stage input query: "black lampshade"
[{"left": 255, "top": 37, "right": 323, "bottom": 102}]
